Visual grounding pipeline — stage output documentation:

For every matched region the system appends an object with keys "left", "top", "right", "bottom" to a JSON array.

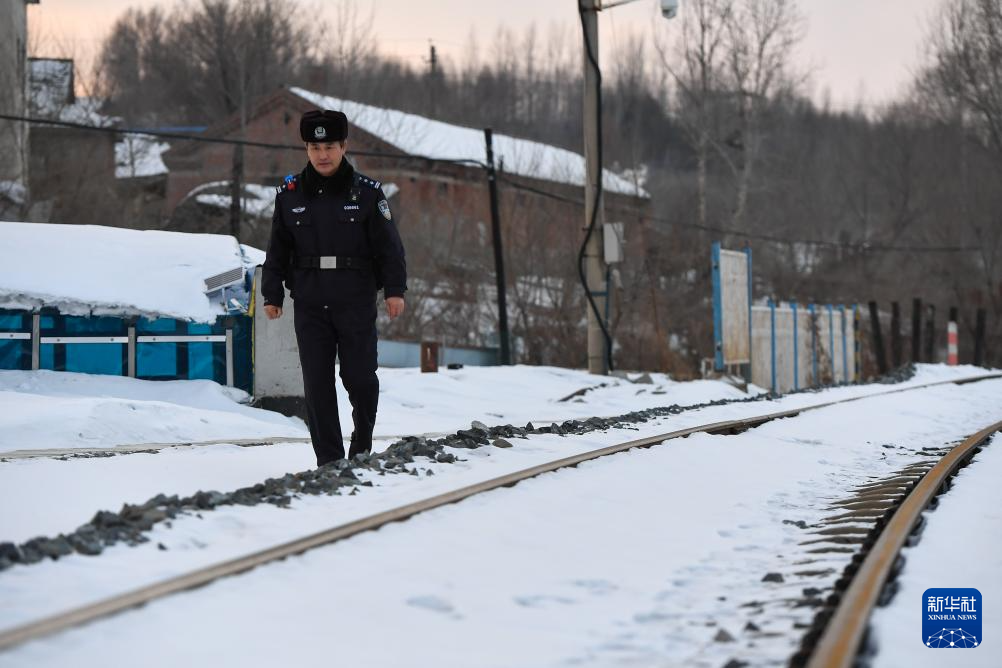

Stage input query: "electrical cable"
[
  {"left": 496, "top": 174, "right": 980, "bottom": 254},
  {"left": 0, "top": 112, "right": 488, "bottom": 168},
  {"left": 577, "top": 0, "right": 616, "bottom": 373}
]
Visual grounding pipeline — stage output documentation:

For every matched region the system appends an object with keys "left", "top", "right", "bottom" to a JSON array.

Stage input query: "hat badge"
[{"left": 314, "top": 126, "right": 327, "bottom": 139}]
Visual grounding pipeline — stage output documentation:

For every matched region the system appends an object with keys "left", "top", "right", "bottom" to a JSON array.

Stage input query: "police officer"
[{"left": 261, "top": 109, "right": 406, "bottom": 467}]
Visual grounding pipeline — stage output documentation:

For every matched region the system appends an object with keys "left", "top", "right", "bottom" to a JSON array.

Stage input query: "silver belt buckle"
[{"left": 320, "top": 256, "right": 337, "bottom": 269}]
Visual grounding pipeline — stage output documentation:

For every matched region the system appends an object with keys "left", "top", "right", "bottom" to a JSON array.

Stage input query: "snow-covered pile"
[
  {"left": 0, "top": 222, "right": 261, "bottom": 322},
  {"left": 292, "top": 86, "right": 647, "bottom": 198},
  {"left": 0, "top": 370, "right": 306, "bottom": 454}
]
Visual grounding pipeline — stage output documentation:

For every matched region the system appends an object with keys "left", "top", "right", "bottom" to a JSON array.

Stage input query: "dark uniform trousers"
[{"left": 294, "top": 301, "right": 379, "bottom": 465}]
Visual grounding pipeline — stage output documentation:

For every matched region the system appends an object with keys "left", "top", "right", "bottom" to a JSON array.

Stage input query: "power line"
[
  {"left": 496, "top": 175, "right": 979, "bottom": 255},
  {"left": 0, "top": 113, "right": 488, "bottom": 168}
]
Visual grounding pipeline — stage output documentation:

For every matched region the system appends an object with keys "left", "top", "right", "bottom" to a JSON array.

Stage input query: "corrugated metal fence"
[{"left": 751, "top": 301, "right": 858, "bottom": 393}]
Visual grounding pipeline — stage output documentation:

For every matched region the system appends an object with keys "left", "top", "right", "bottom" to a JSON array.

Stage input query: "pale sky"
[{"left": 27, "top": 0, "right": 944, "bottom": 109}]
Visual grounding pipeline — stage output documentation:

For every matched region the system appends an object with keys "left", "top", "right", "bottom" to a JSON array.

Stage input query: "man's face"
[{"left": 306, "top": 140, "right": 347, "bottom": 176}]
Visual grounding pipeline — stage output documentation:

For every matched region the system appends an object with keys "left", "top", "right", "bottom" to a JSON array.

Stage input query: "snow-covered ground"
[
  {"left": 0, "top": 370, "right": 306, "bottom": 455},
  {"left": 0, "top": 366, "right": 999, "bottom": 666},
  {"left": 870, "top": 433, "right": 1002, "bottom": 667}
]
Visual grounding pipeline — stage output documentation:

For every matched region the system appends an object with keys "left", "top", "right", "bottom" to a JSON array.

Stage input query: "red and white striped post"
[{"left": 947, "top": 314, "right": 959, "bottom": 366}]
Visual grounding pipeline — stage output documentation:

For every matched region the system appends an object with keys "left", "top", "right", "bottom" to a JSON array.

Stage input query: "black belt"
[{"left": 294, "top": 255, "right": 371, "bottom": 270}]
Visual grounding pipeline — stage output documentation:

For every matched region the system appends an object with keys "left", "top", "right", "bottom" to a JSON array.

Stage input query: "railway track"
[
  {"left": 799, "top": 419, "right": 1002, "bottom": 667},
  {"left": 0, "top": 372, "right": 999, "bottom": 657}
]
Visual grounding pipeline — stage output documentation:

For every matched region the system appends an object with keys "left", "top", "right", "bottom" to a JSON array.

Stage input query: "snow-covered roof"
[
  {"left": 0, "top": 222, "right": 262, "bottom": 323},
  {"left": 116, "top": 136, "right": 169, "bottom": 178},
  {"left": 291, "top": 87, "right": 648, "bottom": 198}
]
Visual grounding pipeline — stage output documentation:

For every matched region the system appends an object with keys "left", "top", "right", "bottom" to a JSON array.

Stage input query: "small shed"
[{"left": 0, "top": 221, "right": 260, "bottom": 392}]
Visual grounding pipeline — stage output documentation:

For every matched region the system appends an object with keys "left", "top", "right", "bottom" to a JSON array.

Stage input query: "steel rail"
[
  {"left": 805, "top": 419, "right": 1002, "bottom": 668},
  {"left": 0, "top": 372, "right": 999, "bottom": 652}
]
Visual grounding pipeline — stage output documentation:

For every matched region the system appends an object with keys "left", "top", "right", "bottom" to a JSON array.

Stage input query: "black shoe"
[{"left": 348, "top": 432, "right": 372, "bottom": 459}]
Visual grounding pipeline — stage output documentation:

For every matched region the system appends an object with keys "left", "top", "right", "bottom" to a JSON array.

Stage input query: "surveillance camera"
[{"left": 660, "top": 0, "right": 679, "bottom": 19}]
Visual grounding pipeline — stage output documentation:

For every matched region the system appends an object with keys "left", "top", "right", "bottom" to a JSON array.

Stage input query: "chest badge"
[
  {"left": 378, "top": 199, "right": 392, "bottom": 221},
  {"left": 292, "top": 206, "right": 306, "bottom": 213},
  {"left": 344, "top": 204, "right": 360, "bottom": 211}
]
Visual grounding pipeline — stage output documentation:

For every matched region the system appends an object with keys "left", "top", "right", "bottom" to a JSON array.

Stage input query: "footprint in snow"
[
  {"left": 572, "top": 579, "right": 618, "bottom": 596},
  {"left": 406, "top": 595, "right": 459, "bottom": 618},
  {"left": 514, "top": 594, "right": 576, "bottom": 608}
]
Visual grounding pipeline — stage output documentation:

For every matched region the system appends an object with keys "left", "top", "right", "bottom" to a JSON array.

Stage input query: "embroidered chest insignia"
[
  {"left": 344, "top": 204, "right": 360, "bottom": 211},
  {"left": 292, "top": 206, "right": 306, "bottom": 213}
]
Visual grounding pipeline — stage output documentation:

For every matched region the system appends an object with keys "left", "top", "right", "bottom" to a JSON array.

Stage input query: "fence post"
[
  {"left": 853, "top": 303, "right": 861, "bottom": 382},
  {"left": 973, "top": 308, "right": 987, "bottom": 367},
  {"left": 840, "top": 304, "right": 848, "bottom": 382},
  {"left": 912, "top": 298, "right": 922, "bottom": 363},
  {"left": 768, "top": 298, "right": 776, "bottom": 393},
  {"left": 868, "top": 301, "right": 887, "bottom": 375},
  {"left": 127, "top": 320, "right": 137, "bottom": 378},
  {"left": 31, "top": 313, "right": 40, "bottom": 370},
  {"left": 225, "top": 323, "right": 235, "bottom": 387},
  {"left": 947, "top": 306, "right": 958, "bottom": 366},
  {"left": 890, "top": 301, "right": 902, "bottom": 367},
  {"left": 792, "top": 302, "right": 799, "bottom": 391},
  {"left": 809, "top": 303, "right": 818, "bottom": 385},
  {"left": 924, "top": 304, "right": 936, "bottom": 363},
  {"left": 745, "top": 244, "right": 753, "bottom": 382},
  {"left": 711, "top": 242, "right": 724, "bottom": 371},
  {"left": 827, "top": 304, "right": 835, "bottom": 382}
]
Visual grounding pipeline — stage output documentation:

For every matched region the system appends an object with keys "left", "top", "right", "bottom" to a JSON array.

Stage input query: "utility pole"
[
  {"left": 581, "top": 0, "right": 608, "bottom": 375},
  {"left": 484, "top": 128, "right": 511, "bottom": 365},
  {"left": 578, "top": 0, "right": 678, "bottom": 375}
]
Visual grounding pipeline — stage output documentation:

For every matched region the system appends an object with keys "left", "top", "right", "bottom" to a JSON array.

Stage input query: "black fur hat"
[{"left": 300, "top": 109, "right": 348, "bottom": 143}]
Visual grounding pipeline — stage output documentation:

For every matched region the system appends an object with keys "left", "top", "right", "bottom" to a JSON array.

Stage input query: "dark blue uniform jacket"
[{"left": 261, "top": 161, "right": 407, "bottom": 309}]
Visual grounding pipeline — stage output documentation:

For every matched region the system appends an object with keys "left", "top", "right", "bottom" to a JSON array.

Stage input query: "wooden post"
[
  {"left": 974, "top": 308, "right": 987, "bottom": 367},
  {"left": 890, "top": 301, "right": 902, "bottom": 368},
  {"left": 924, "top": 304, "right": 936, "bottom": 363},
  {"left": 868, "top": 301, "right": 887, "bottom": 374},
  {"left": 911, "top": 298, "right": 922, "bottom": 363}
]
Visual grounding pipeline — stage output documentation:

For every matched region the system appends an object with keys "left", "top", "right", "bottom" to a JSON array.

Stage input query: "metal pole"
[
  {"left": 581, "top": 1, "right": 608, "bottom": 375},
  {"left": 483, "top": 128, "right": 511, "bottom": 365}
]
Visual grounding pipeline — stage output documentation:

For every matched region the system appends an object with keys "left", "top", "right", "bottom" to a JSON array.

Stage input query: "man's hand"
[
  {"left": 264, "top": 305, "right": 283, "bottom": 320},
  {"left": 385, "top": 297, "right": 405, "bottom": 319}
]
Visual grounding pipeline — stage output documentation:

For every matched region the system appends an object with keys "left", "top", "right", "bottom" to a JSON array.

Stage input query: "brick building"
[{"left": 162, "top": 86, "right": 649, "bottom": 249}]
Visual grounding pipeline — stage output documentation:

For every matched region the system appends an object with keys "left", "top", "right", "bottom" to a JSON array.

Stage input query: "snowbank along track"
[{"left": 0, "top": 372, "right": 998, "bottom": 653}]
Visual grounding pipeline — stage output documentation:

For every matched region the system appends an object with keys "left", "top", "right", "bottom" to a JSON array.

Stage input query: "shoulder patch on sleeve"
[{"left": 280, "top": 174, "right": 298, "bottom": 192}]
